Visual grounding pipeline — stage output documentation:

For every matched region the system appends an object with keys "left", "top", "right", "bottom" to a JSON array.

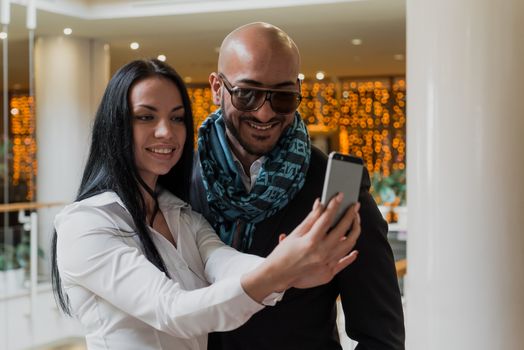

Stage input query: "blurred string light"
[
  {"left": 130, "top": 42, "right": 139, "bottom": 50},
  {"left": 157, "top": 54, "right": 166, "bottom": 61},
  {"left": 10, "top": 95, "right": 37, "bottom": 200},
  {"left": 63, "top": 27, "right": 72, "bottom": 35},
  {"left": 187, "top": 86, "right": 218, "bottom": 146},
  {"left": 5, "top": 78, "right": 405, "bottom": 203},
  {"left": 5, "top": 79, "right": 405, "bottom": 204}
]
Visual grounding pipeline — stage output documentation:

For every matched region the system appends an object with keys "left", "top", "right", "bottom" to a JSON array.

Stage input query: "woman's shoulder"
[
  {"left": 57, "top": 192, "right": 122, "bottom": 218},
  {"left": 61, "top": 191, "right": 121, "bottom": 209},
  {"left": 55, "top": 192, "right": 128, "bottom": 233}
]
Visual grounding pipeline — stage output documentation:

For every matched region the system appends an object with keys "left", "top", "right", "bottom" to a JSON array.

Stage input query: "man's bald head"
[
  {"left": 208, "top": 22, "right": 303, "bottom": 164},
  {"left": 217, "top": 22, "right": 300, "bottom": 81}
]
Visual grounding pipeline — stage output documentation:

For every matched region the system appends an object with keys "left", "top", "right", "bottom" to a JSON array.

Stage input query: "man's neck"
[{"left": 225, "top": 131, "right": 258, "bottom": 175}]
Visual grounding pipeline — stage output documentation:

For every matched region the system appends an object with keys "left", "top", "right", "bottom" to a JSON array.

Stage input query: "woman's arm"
[
  {"left": 191, "top": 214, "right": 283, "bottom": 305},
  {"left": 56, "top": 193, "right": 360, "bottom": 339},
  {"left": 195, "top": 193, "right": 362, "bottom": 303},
  {"left": 55, "top": 205, "right": 264, "bottom": 339}
]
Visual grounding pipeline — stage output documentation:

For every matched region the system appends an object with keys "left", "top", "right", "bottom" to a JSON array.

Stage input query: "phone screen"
[{"left": 321, "top": 152, "right": 364, "bottom": 225}]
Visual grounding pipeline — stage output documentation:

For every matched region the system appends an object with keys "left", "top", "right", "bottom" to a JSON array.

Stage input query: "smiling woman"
[
  {"left": 130, "top": 77, "right": 187, "bottom": 193},
  {"left": 130, "top": 76, "right": 188, "bottom": 245}
]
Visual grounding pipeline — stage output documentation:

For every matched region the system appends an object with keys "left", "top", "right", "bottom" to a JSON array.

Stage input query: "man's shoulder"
[
  {"left": 310, "top": 145, "right": 328, "bottom": 164},
  {"left": 304, "top": 146, "right": 327, "bottom": 186}
]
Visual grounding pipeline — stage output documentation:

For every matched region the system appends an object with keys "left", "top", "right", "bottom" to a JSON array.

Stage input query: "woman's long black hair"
[{"left": 51, "top": 59, "right": 195, "bottom": 315}]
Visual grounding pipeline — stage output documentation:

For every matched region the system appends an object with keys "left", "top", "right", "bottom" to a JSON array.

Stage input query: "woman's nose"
[{"left": 154, "top": 119, "right": 172, "bottom": 138}]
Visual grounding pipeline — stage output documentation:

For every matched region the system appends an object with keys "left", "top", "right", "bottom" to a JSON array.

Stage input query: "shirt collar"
[{"left": 230, "top": 152, "right": 266, "bottom": 192}]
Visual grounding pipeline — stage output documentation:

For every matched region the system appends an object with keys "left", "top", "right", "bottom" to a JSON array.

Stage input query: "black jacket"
[{"left": 190, "top": 146, "right": 405, "bottom": 350}]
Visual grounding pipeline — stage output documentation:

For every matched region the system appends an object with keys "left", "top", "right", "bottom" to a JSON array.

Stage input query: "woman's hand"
[
  {"left": 241, "top": 193, "right": 361, "bottom": 302},
  {"left": 269, "top": 193, "right": 361, "bottom": 289}
]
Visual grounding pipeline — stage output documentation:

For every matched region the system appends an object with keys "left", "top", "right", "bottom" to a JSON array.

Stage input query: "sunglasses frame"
[{"left": 218, "top": 73, "right": 302, "bottom": 114}]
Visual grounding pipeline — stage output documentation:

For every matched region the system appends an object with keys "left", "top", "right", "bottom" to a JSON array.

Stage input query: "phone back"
[{"left": 321, "top": 152, "right": 364, "bottom": 224}]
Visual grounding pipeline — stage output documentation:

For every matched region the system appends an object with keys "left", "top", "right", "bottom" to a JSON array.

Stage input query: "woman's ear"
[{"left": 209, "top": 72, "right": 222, "bottom": 106}]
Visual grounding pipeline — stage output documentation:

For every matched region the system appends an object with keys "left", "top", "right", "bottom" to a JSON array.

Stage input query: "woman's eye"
[
  {"left": 135, "top": 115, "right": 154, "bottom": 121},
  {"left": 172, "top": 115, "right": 185, "bottom": 123}
]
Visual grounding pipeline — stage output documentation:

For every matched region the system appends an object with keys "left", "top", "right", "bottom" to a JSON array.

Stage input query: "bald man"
[{"left": 190, "top": 22, "right": 405, "bottom": 350}]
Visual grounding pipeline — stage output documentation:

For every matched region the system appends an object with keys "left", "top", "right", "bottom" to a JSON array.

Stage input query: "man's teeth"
[
  {"left": 150, "top": 148, "right": 173, "bottom": 154},
  {"left": 248, "top": 122, "right": 274, "bottom": 130}
]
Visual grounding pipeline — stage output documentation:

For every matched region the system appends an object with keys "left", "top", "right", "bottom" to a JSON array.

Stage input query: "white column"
[
  {"left": 35, "top": 36, "right": 109, "bottom": 272},
  {"left": 406, "top": 0, "right": 524, "bottom": 349}
]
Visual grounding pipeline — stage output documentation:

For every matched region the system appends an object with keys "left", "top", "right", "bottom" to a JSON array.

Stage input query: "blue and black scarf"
[{"left": 197, "top": 109, "right": 311, "bottom": 251}]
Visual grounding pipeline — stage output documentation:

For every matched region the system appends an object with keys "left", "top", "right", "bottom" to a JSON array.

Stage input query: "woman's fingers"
[
  {"left": 346, "top": 211, "right": 361, "bottom": 243},
  {"left": 328, "top": 212, "right": 361, "bottom": 260},
  {"left": 278, "top": 195, "right": 362, "bottom": 291},
  {"left": 332, "top": 250, "right": 359, "bottom": 275},
  {"left": 327, "top": 202, "right": 360, "bottom": 242},
  {"left": 290, "top": 250, "right": 359, "bottom": 289},
  {"left": 288, "top": 198, "right": 323, "bottom": 238},
  {"left": 295, "top": 197, "right": 361, "bottom": 268},
  {"left": 307, "top": 193, "right": 345, "bottom": 241},
  {"left": 312, "top": 198, "right": 321, "bottom": 211}
]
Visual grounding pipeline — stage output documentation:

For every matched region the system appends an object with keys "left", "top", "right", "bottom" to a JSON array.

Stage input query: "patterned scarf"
[{"left": 198, "top": 109, "right": 311, "bottom": 251}]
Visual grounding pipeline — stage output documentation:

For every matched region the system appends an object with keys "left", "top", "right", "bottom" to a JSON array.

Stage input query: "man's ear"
[{"left": 209, "top": 72, "right": 222, "bottom": 106}]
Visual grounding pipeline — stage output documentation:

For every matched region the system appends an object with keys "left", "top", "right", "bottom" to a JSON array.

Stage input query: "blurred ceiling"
[{"left": 4, "top": 0, "right": 405, "bottom": 86}]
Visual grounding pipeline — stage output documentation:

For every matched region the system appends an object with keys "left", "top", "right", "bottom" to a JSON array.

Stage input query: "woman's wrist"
[{"left": 240, "top": 260, "right": 289, "bottom": 303}]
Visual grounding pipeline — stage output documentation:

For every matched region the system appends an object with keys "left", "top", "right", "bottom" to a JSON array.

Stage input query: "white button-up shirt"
[
  {"left": 55, "top": 191, "right": 281, "bottom": 350},
  {"left": 232, "top": 154, "right": 266, "bottom": 192}
]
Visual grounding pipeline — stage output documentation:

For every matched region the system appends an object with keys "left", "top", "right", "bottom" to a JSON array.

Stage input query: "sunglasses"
[{"left": 218, "top": 73, "right": 302, "bottom": 114}]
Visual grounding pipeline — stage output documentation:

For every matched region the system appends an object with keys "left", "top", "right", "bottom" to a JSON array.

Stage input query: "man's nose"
[{"left": 251, "top": 97, "right": 275, "bottom": 123}]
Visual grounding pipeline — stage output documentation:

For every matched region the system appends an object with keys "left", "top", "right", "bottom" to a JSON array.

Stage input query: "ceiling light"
[
  {"left": 394, "top": 54, "right": 404, "bottom": 61},
  {"left": 315, "top": 71, "right": 325, "bottom": 80},
  {"left": 298, "top": 73, "right": 305, "bottom": 80},
  {"left": 157, "top": 54, "right": 166, "bottom": 62},
  {"left": 130, "top": 42, "right": 140, "bottom": 50},
  {"left": 351, "top": 38, "right": 362, "bottom": 46},
  {"left": 0, "top": 32, "right": 7, "bottom": 40},
  {"left": 63, "top": 28, "right": 72, "bottom": 35}
]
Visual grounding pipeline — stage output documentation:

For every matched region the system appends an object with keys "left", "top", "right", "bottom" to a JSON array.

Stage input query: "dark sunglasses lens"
[
  {"left": 232, "top": 88, "right": 265, "bottom": 111},
  {"left": 271, "top": 92, "right": 301, "bottom": 114}
]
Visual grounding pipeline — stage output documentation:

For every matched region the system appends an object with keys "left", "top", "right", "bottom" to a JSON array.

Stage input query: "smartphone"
[{"left": 321, "top": 152, "right": 364, "bottom": 225}]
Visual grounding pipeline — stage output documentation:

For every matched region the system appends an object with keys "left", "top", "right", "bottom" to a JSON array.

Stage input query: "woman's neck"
[{"left": 138, "top": 181, "right": 158, "bottom": 217}]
